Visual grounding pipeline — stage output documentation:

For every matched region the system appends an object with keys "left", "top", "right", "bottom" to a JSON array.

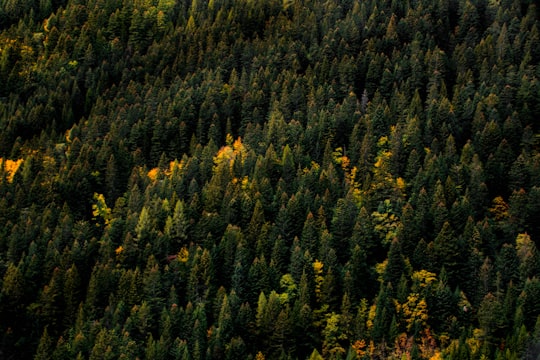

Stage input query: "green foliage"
[{"left": 0, "top": 0, "right": 538, "bottom": 358}]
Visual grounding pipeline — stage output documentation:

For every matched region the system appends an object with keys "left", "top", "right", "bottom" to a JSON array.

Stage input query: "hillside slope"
[{"left": 1, "top": 0, "right": 540, "bottom": 359}]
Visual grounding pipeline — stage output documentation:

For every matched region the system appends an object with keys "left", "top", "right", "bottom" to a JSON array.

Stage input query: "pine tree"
[
  {"left": 371, "top": 283, "right": 394, "bottom": 343},
  {"left": 383, "top": 239, "right": 407, "bottom": 289},
  {"left": 165, "top": 200, "right": 189, "bottom": 250},
  {"left": 63, "top": 264, "right": 81, "bottom": 328},
  {"left": 34, "top": 327, "right": 53, "bottom": 360},
  {"left": 0, "top": 262, "right": 26, "bottom": 331},
  {"left": 331, "top": 196, "right": 358, "bottom": 263},
  {"left": 433, "top": 222, "right": 465, "bottom": 288}
]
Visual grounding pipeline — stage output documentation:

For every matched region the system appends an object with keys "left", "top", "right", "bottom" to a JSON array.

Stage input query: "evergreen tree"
[{"left": 0, "top": 0, "right": 539, "bottom": 358}]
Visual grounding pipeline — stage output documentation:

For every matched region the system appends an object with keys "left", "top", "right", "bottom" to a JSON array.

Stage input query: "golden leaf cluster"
[{"left": 0, "top": 158, "right": 23, "bottom": 183}]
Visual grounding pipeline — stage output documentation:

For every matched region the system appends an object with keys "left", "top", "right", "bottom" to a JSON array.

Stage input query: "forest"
[{"left": 0, "top": 0, "right": 540, "bottom": 358}]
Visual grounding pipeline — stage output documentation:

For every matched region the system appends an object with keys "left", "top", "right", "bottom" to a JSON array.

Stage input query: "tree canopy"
[{"left": 1, "top": 0, "right": 540, "bottom": 359}]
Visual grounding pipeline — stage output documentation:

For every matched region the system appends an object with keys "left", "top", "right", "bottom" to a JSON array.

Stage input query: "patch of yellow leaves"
[
  {"left": 332, "top": 147, "right": 362, "bottom": 205},
  {"left": 177, "top": 247, "right": 189, "bottom": 263},
  {"left": 489, "top": 196, "right": 509, "bottom": 220},
  {"left": 214, "top": 135, "right": 246, "bottom": 172},
  {"left": 0, "top": 158, "right": 23, "bottom": 183},
  {"left": 396, "top": 177, "right": 406, "bottom": 190},
  {"left": 412, "top": 269, "right": 437, "bottom": 288},
  {"left": 401, "top": 293, "right": 429, "bottom": 331},
  {"left": 313, "top": 259, "right": 324, "bottom": 302},
  {"left": 92, "top": 193, "right": 112, "bottom": 226},
  {"left": 147, "top": 160, "right": 185, "bottom": 181},
  {"left": 148, "top": 167, "right": 160, "bottom": 181},
  {"left": 352, "top": 339, "right": 367, "bottom": 358}
]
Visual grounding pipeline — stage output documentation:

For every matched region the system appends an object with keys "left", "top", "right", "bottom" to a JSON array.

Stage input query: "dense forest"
[{"left": 0, "top": 0, "right": 540, "bottom": 358}]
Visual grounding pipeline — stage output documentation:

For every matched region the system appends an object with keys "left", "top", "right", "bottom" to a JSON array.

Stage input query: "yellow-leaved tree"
[
  {"left": 0, "top": 158, "right": 23, "bottom": 183},
  {"left": 92, "top": 193, "right": 112, "bottom": 226}
]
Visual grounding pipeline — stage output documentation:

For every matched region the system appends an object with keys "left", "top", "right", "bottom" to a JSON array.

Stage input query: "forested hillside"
[{"left": 0, "top": 0, "right": 539, "bottom": 358}]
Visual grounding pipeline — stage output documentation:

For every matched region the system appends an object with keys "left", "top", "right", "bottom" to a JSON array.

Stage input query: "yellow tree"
[{"left": 322, "top": 313, "right": 347, "bottom": 359}]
